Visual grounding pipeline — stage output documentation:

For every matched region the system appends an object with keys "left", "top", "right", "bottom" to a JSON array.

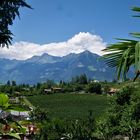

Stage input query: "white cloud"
[{"left": 0, "top": 32, "right": 107, "bottom": 60}]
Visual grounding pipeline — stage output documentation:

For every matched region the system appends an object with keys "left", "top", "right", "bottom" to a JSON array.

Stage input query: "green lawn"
[{"left": 27, "top": 93, "right": 107, "bottom": 120}]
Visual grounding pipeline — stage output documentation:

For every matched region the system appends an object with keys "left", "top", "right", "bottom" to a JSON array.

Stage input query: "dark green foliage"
[
  {"left": 115, "top": 86, "right": 132, "bottom": 106},
  {"left": 0, "top": 76, "right": 101, "bottom": 96},
  {"left": 86, "top": 82, "right": 102, "bottom": 94},
  {"left": 97, "top": 85, "right": 140, "bottom": 139},
  {"left": 103, "top": 84, "right": 110, "bottom": 94},
  {"left": 132, "top": 7, "right": 140, "bottom": 17},
  {"left": 71, "top": 74, "right": 88, "bottom": 84},
  {"left": 72, "top": 83, "right": 84, "bottom": 92},
  {"left": 36, "top": 115, "right": 97, "bottom": 140},
  {"left": 36, "top": 83, "right": 41, "bottom": 89},
  {"left": 28, "top": 94, "right": 107, "bottom": 120},
  {"left": 30, "top": 107, "right": 48, "bottom": 123},
  {"left": 36, "top": 119, "right": 66, "bottom": 140},
  {"left": 0, "top": 0, "right": 31, "bottom": 47},
  {"left": 11, "top": 81, "right": 16, "bottom": 86},
  {"left": 6, "top": 80, "right": 10, "bottom": 86}
]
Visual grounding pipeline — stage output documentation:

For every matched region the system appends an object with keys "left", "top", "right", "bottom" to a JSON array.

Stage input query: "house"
[
  {"left": 44, "top": 87, "right": 62, "bottom": 94},
  {"left": 108, "top": 88, "right": 119, "bottom": 96},
  {"left": 13, "top": 91, "right": 21, "bottom": 97},
  {"left": 52, "top": 87, "right": 62, "bottom": 93},
  {"left": 44, "top": 88, "right": 52, "bottom": 94},
  {"left": 22, "top": 87, "right": 30, "bottom": 91}
]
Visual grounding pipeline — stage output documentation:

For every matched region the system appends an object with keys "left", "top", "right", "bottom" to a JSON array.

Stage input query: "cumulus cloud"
[{"left": 0, "top": 32, "right": 107, "bottom": 60}]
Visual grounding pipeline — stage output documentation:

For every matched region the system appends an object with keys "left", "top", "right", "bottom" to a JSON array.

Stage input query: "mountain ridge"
[{"left": 0, "top": 51, "right": 116, "bottom": 84}]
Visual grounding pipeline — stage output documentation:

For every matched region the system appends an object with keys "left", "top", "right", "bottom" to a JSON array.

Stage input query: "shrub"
[
  {"left": 97, "top": 86, "right": 140, "bottom": 139},
  {"left": 86, "top": 82, "right": 102, "bottom": 94}
]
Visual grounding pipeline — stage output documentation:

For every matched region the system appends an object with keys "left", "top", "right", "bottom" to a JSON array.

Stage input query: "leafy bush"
[
  {"left": 30, "top": 107, "right": 48, "bottom": 123},
  {"left": 96, "top": 86, "right": 140, "bottom": 139},
  {"left": 86, "top": 82, "right": 102, "bottom": 94},
  {"left": 36, "top": 113, "right": 98, "bottom": 140}
]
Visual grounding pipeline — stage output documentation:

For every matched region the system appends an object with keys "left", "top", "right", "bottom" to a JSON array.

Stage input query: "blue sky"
[
  {"left": 11, "top": 0, "right": 140, "bottom": 44},
  {"left": 1, "top": 0, "right": 140, "bottom": 60}
]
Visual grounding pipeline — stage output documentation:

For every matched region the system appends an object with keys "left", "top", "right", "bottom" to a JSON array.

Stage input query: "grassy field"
[{"left": 27, "top": 93, "right": 107, "bottom": 120}]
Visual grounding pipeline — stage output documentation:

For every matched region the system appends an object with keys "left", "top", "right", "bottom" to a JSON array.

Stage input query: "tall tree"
[
  {"left": 6, "top": 80, "right": 11, "bottom": 86},
  {"left": 11, "top": 80, "right": 16, "bottom": 86},
  {"left": 102, "top": 7, "right": 140, "bottom": 81},
  {"left": 0, "top": 0, "right": 31, "bottom": 47}
]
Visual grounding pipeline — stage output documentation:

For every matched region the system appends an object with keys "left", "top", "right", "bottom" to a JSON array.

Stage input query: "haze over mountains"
[{"left": 0, "top": 50, "right": 118, "bottom": 84}]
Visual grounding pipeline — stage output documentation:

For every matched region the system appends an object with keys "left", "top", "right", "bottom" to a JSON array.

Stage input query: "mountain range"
[{"left": 0, "top": 51, "right": 118, "bottom": 84}]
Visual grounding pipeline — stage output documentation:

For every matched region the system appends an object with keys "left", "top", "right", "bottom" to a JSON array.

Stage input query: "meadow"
[{"left": 27, "top": 93, "right": 107, "bottom": 120}]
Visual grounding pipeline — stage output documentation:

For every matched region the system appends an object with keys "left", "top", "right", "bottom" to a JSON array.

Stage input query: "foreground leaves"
[
  {"left": 103, "top": 39, "right": 139, "bottom": 81},
  {"left": 102, "top": 6, "right": 140, "bottom": 81}
]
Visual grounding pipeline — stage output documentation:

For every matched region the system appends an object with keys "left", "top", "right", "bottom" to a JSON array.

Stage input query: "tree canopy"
[{"left": 0, "top": 0, "right": 31, "bottom": 47}]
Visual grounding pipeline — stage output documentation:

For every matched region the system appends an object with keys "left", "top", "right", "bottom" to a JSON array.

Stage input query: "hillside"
[{"left": 0, "top": 51, "right": 120, "bottom": 84}]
